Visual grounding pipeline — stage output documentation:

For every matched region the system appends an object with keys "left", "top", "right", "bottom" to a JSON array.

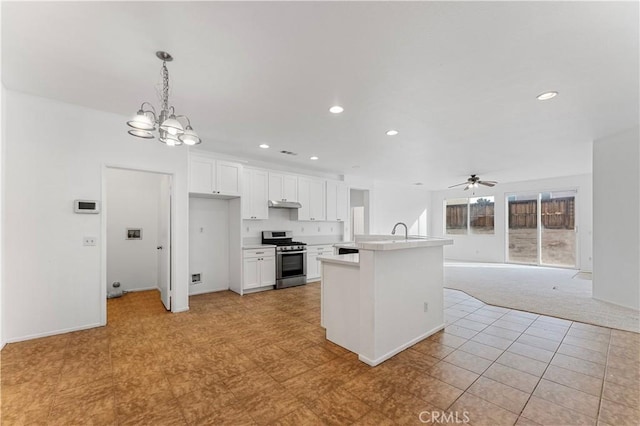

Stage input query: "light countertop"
[
  {"left": 355, "top": 237, "right": 453, "bottom": 251},
  {"left": 242, "top": 244, "right": 276, "bottom": 249},
  {"left": 318, "top": 254, "right": 360, "bottom": 266}
]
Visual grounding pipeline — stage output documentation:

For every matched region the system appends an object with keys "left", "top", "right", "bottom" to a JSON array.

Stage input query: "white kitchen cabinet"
[
  {"left": 189, "top": 154, "right": 242, "bottom": 196},
  {"left": 297, "top": 177, "right": 326, "bottom": 221},
  {"left": 243, "top": 248, "right": 276, "bottom": 290},
  {"left": 326, "top": 181, "right": 349, "bottom": 222},
  {"left": 242, "top": 168, "right": 268, "bottom": 220},
  {"left": 268, "top": 172, "right": 298, "bottom": 202},
  {"left": 306, "top": 244, "right": 334, "bottom": 282}
]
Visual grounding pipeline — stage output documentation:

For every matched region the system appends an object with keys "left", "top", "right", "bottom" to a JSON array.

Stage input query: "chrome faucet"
[{"left": 391, "top": 222, "right": 408, "bottom": 239}]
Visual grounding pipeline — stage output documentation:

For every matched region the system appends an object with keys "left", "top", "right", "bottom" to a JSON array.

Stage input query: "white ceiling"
[{"left": 2, "top": 1, "right": 638, "bottom": 189}]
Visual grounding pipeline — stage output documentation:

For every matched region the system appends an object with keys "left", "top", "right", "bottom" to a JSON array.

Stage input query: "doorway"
[
  {"left": 506, "top": 190, "right": 578, "bottom": 268},
  {"left": 350, "top": 189, "right": 370, "bottom": 240},
  {"left": 104, "top": 167, "right": 172, "bottom": 322}
]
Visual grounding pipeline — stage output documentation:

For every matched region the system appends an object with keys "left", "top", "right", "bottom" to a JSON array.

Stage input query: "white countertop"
[
  {"left": 355, "top": 237, "right": 453, "bottom": 251},
  {"left": 242, "top": 244, "right": 276, "bottom": 249},
  {"left": 318, "top": 253, "right": 360, "bottom": 266}
]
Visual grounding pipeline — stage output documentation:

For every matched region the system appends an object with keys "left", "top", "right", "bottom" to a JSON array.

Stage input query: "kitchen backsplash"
[{"left": 242, "top": 208, "right": 343, "bottom": 239}]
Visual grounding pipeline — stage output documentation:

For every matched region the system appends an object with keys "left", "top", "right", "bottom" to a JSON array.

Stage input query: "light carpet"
[{"left": 444, "top": 262, "right": 640, "bottom": 333}]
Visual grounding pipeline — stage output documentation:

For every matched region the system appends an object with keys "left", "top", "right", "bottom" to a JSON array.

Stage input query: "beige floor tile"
[
  {"left": 450, "top": 392, "right": 519, "bottom": 426},
  {"left": 483, "top": 363, "right": 540, "bottom": 394},
  {"left": 542, "top": 365, "right": 603, "bottom": 397},
  {"left": 521, "top": 396, "right": 595, "bottom": 426},
  {"left": 471, "top": 331, "right": 515, "bottom": 350},
  {"left": 533, "top": 379, "right": 600, "bottom": 419},
  {"left": 556, "top": 342, "right": 608, "bottom": 364},
  {"left": 444, "top": 349, "right": 493, "bottom": 374},
  {"left": 406, "top": 371, "right": 464, "bottom": 409},
  {"left": 507, "top": 342, "right": 554, "bottom": 363},
  {"left": 598, "top": 398, "right": 640, "bottom": 426},
  {"left": 458, "top": 340, "right": 504, "bottom": 361},
  {"left": 305, "top": 387, "right": 371, "bottom": 425},
  {"left": 602, "top": 380, "right": 640, "bottom": 409},
  {"left": 411, "top": 339, "right": 456, "bottom": 359},
  {"left": 496, "top": 351, "right": 547, "bottom": 377},
  {"left": 429, "top": 361, "right": 480, "bottom": 390},
  {"left": 378, "top": 390, "right": 440, "bottom": 425},
  {"left": 467, "top": 376, "right": 530, "bottom": 414},
  {"left": 550, "top": 353, "right": 605, "bottom": 378}
]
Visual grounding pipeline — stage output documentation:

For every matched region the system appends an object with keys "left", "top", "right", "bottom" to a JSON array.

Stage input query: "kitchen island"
[{"left": 319, "top": 236, "right": 453, "bottom": 366}]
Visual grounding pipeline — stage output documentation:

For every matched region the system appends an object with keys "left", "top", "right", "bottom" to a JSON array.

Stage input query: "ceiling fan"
[{"left": 448, "top": 174, "right": 498, "bottom": 190}]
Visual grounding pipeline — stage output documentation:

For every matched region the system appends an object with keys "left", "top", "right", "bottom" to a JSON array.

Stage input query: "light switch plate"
[{"left": 83, "top": 236, "right": 97, "bottom": 246}]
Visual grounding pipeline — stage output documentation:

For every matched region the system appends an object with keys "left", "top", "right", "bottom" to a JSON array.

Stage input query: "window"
[
  {"left": 470, "top": 197, "right": 495, "bottom": 234},
  {"left": 445, "top": 196, "right": 495, "bottom": 235},
  {"left": 446, "top": 198, "right": 468, "bottom": 235}
]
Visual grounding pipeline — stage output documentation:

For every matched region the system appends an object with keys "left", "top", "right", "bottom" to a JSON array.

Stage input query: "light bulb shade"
[
  {"left": 178, "top": 127, "right": 201, "bottom": 145},
  {"left": 127, "top": 110, "right": 155, "bottom": 131},
  {"left": 160, "top": 116, "right": 184, "bottom": 135},
  {"left": 128, "top": 129, "right": 155, "bottom": 139},
  {"left": 159, "top": 132, "right": 183, "bottom": 147}
]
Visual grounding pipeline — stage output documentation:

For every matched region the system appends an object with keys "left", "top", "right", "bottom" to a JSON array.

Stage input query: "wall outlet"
[
  {"left": 423, "top": 302, "right": 429, "bottom": 312},
  {"left": 83, "top": 236, "right": 97, "bottom": 246}
]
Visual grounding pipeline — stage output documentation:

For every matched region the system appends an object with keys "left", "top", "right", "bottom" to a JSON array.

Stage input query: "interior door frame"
[
  {"left": 100, "top": 164, "right": 176, "bottom": 325},
  {"left": 504, "top": 187, "right": 579, "bottom": 269}
]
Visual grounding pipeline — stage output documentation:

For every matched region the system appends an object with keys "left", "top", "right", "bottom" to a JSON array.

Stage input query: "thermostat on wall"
[{"left": 74, "top": 199, "right": 100, "bottom": 214}]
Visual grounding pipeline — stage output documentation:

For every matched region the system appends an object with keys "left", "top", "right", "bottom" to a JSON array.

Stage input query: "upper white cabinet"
[
  {"left": 268, "top": 173, "right": 298, "bottom": 202},
  {"left": 242, "top": 168, "right": 268, "bottom": 220},
  {"left": 326, "top": 181, "right": 349, "bottom": 222},
  {"left": 297, "top": 177, "right": 326, "bottom": 221},
  {"left": 189, "top": 154, "right": 242, "bottom": 196}
]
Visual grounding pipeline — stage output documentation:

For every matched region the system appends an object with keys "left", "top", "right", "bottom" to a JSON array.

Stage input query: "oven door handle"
[{"left": 277, "top": 250, "right": 307, "bottom": 255}]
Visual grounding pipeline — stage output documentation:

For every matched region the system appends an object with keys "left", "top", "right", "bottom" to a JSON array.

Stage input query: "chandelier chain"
[{"left": 162, "top": 61, "right": 170, "bottom": 113}]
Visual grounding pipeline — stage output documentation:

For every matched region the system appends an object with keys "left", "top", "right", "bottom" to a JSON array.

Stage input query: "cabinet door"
[
  {"left": 326, "top": 181, "right": 338, "bottom": 221},
  {"left": 216, "top": 161, "right": 242, "bottom": 196},
  {"left": 297, "top": 178, "right": 311, "bottom": 220},
  {"left": 260, "top": 256, "right": 276, "bottom": 286},
  {"left": 242, "top": 169, "right": 253, "bottom": 219},
  {"left": 251, "top": 169, "right": 269, "bottom": 219},
  {"left": 268, "top": 173, "right": 284, "bottom": 201},
  {"left": 306, "top": 252, "right": 319, "bottom": 280},
  {"left": 189, "top": 156, "right": 215, "bottom": 194},
  {"left": 283, "top": 175, "right": 298, "bottom": 202},
  {"left": 309, "top": 179, "right": 326, "bottom": 221},
  {"left": 243, "top": 257, "right": 260, "bottom": 289},
  {"left": 336, "top": 183, "right": 349, "bottom": 222}
]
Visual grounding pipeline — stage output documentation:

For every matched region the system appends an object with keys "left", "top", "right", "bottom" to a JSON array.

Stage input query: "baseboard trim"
[
  {"left": 358, "top": 323, "right": 445, "bottom": 367},
  {"left": 4, "top": 322, "right": 103, "bottom": 345},
  {"left": 172, "top": 306, "right": 189, "bottom": 313},
  {"left": 189, "top": 287, "right": 229, "bottom": 296}
]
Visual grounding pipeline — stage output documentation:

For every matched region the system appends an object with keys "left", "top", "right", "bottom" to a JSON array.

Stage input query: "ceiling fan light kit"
[
  {"left": 448, "top": 174, "right": 498, "bottom": 191},
  {"left": 126, "top": 51, "right": 201, "bottom": 147}
]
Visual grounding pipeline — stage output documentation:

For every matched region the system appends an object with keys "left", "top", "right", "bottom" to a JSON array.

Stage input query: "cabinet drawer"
[
  {"left": 243, "top": 248, "right": 275, "bottom": 259},
  {"left": 307, "top": 245, "right": 334, "bottom": 255}
]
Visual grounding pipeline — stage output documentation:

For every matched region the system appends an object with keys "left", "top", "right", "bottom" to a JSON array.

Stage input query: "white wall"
[
  {"left": 0, "top": 81, "right": 5, "bottom": 349},
  {"left": 242, "top": 208, "right": 343, "bottom": 240},
  {"left": 189, "top": 197, "right": 230, "bottom": 295},
  {"left": 431, "top": 174, "right": 593, "bottom": 271},
  {"left": 106, "top": 168, "right": 165, "bottom": 293},
  {"left": 3, "top": 90, "right": 190, "bottom": 342},
  {"left": 370, "top": 181, "right": 432, "bottom": 237},
  {"left": 592, "top": 127, "right": 640, "bottom": 310}
]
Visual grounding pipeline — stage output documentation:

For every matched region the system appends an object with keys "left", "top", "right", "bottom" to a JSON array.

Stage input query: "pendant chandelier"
[{"left": 126, "top": 51, "right": 201, "bottom": 146}]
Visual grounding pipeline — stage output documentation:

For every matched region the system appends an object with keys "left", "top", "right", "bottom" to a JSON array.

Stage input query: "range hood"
[{"left": 268, "top": 200, "right": 302, "bottom": 209}]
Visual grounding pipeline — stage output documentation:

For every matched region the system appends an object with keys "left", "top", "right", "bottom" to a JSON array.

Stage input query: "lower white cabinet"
[
  {"left": 306, "top": 244, "right": 334, "bottom": 282},
  {"left": 243, "top": 248, "right": 276, "bottom": 290}
]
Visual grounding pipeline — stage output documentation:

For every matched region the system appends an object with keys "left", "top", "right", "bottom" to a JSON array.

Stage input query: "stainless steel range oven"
[{"left": 262, "top": 231, "right": 307, "bottom": 289}]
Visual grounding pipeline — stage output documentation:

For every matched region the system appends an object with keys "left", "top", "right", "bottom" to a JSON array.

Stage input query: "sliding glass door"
[{"left": 507, "top": 190, "right": 577, "bottom": 268}]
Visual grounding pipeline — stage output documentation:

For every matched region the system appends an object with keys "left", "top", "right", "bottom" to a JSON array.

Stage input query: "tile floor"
[{"left": 1, "top": 284, "right": 639, "bottom": 425}]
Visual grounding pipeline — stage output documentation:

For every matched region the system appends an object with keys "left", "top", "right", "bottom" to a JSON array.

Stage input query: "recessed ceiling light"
[
  {"left": 413, "top": 182, "right": 424, "bottom": 186},
  {"left": 259, "top": 144, "right": 269, "bottom": 149},
  {"left": 536, "top": 91, "right": 558, "bottom": 101},
  {"left": 310, "top": 156, "right": 319, "bottom": 160},
  {"left": 329, "top": 106, "right": 344, "bottom": 114},
  {"left": 386, "top": 129, "right": 399, "bottom": 136},
  {"left": 352, "top": 165, "right": 360, "bottom": 169}
]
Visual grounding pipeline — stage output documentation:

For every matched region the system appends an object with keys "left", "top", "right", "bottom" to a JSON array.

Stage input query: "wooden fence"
[
  {"left": 446, "top": 203, "right": 494, "bottom": 229},
  {"left": 509, "top": 197, "right": 575, "bottom": 229},
  {"left": 447, "top": 197, "right": 575, "bottom": 230}
]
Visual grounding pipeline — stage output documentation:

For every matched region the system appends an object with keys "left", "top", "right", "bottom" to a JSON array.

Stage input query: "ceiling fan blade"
[
  {"left": 478, "top": 181, "right": 496, "bottom": 187},
  {"left": 463, "top": 185, "right": 470, "bottom": 191},
  {"left": 448, "top": 182, "right": 468, "bottom": 188}
]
